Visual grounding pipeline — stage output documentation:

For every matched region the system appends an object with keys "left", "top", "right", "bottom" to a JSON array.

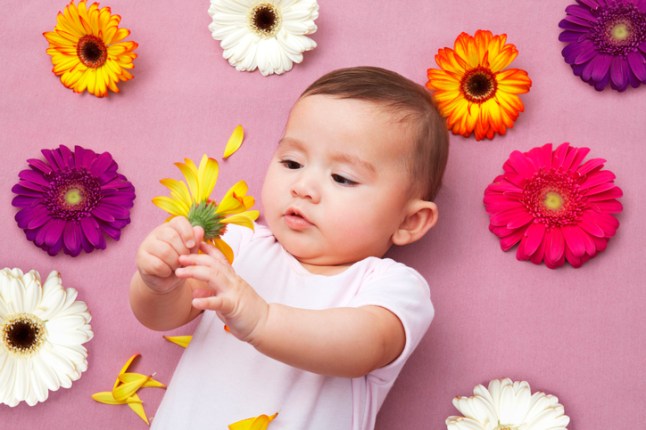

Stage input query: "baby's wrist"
[
  {"left": 244, "top": 301, "right": 271, "bottom": 348},
  {"left": 141, "top": 275, "right": 184, "bottom": 296}
]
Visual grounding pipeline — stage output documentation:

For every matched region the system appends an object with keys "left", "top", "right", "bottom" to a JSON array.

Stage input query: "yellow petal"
[
  {"left": 119, "top": 372, "right": 167, "bottom": 389},
  {"left": 152, "top": 196, "right": 189, "bottom": 217},
  {"left": 142, "top": 378, "right": 167, "bottom": 389},
  {"left": 217, "top": 181, "right": 251, "bottom": 215},
  {"left": 214, "top": 237, "right": 234, "bottom": 264},
  {"left": 91, "top": 391, "right": 132, "bottom": 405},
  {"left": 221, "top": 211, "right": 260, "bottom": 229},
  {"left": 176, "top": 159, "right": 200, "bottom": 201},
  {"left": 127, "top": 393, "right": 150, "bottom": 425},
  {"left": 113, "top": 374, "right": 150, "bottom": 401},
  {"left": 229, "top": 413, "right": 278, "bottom": 430},
  {"left": 163, "top": 335, "right": 192, "bottom": 348},
  {"left": 160, "top": 178, "right": 192, "bottom": 208},
  {"left": 197, "top": 155, "right": 219, "bottom": 202},
  {"left": 114, "top": 353, "right": 141, "bottom": 390},
  {"left": 223, "top": 125, "right": 244, "bottom": 159}
]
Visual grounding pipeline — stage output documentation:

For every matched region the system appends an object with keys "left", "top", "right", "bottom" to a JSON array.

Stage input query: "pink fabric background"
[{"left": 1, "top": 0, "right": 645, "bottom": 428}]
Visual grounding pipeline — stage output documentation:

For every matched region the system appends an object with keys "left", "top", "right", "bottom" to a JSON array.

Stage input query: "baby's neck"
[{"left": 298, "top": 261, "right": 352, "bottom": 276}]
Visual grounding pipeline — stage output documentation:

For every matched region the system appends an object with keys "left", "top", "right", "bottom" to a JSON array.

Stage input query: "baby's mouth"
[{"left": 284, "top": 208, "right": 313, "bottom": 229}]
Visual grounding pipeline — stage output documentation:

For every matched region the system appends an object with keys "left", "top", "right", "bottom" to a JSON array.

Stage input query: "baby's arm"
[
  {"left": 176, "top": 242, "right": 406, "bottom": 378},
  {"left": 129, "top": 217, "right": 207, "bottom": 331}
]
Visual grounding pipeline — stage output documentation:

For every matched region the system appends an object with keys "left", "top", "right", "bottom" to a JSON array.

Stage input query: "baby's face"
[{"left": 261, "top": 95, "right": 418, "bottom": 274}]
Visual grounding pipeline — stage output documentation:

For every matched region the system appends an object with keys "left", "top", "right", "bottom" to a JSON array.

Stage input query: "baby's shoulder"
[{"left": 357, "top": 257, "right": 427, "bottom": 286}]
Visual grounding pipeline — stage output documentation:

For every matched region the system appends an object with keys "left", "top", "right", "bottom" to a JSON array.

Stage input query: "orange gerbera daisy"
[
  {"left": 43, "top": 0, "right": 138, "bottom": 97},
  {"left": 426, "top": 30, "right": 532, "bottom": 141}
]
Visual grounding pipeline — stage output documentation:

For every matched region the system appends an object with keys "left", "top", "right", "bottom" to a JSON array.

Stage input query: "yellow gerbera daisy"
[
  {"left": 153, "top": 154, "right": 259, "bottom": 263},
  {"left": 43, "top": 0, "right": 138, "bottom": 97},
  {"left": 426, "top": 30, "right": 532, "bottom": 141}
]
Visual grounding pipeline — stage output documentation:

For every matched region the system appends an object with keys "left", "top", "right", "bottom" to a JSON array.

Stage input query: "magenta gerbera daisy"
[
  {"left": 559, "top": 0, "right": 646, "bottom": 91},
  {"left": 484, "top": 143, "right": 623, "bottom": 269},
  {"left": 11, "top": 145, "right": 135, "bottom": 257}
]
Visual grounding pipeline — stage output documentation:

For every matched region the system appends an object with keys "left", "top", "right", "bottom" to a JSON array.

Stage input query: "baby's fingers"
[
  {"left": 191, "top": 295, "right": 235, "bottom": 315},
  {"left": 178, "top": 252, "right": 223, "bottom": 269},
  {"left": 199, "top": 241, "right": 231, "bottom": 265}
]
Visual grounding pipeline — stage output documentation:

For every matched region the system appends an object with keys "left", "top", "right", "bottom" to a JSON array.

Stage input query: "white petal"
[
  {"left": 32, "top": 353, "right": 61, "bottom": 392},
  {"left": 446, "top": 416, "right": 488, "bottom": 430},
  {"left": 0, "top": 353, "right": 16, "bottom": 404},
  {"left": 525, "top": 405, "right": 570, "bottom": 429},
  {"left": 20, "top": 271, "right": 43, "bottom": 313}
]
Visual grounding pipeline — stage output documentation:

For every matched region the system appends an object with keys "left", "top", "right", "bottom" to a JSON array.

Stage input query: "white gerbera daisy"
[
  {"left": 0, "top": 268, "right": 93, "bottom": 407},
  {"left": 208, "top": 0, "right": 319, "bottom": 76},
  {"left": 446, "top": 378, "right": 570, "bottom": 430}
]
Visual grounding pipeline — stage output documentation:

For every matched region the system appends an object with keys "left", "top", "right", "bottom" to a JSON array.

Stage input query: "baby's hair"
[{"left": 301, "top": 66, "right": 449, "bottom": 201}]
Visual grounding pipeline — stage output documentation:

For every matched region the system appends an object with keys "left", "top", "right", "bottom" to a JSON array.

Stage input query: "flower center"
[
  {"left": 611, "top": 22, "right": 630, "bottom": 41},
  {"left": 521, "top": 169, "right": 585, "bottom": 228},
  {"left": 46, "top": 168, "right": 102, "bottom": 221},
  {"left": 77, "top": 34, "right": 108, "bottom": 68},
  {"left": 65, "top": 187, "right": 83, "bottom": 205},
  {"left": 593, "top": 3, "right": 646, "bottom": 56},
  {"left": 461, "top": 67, "right": 498, "bottom": 103},
  {"left": 249, "top": 2, "right": 282, "bottom": 38},
  {"left": 496, "top": 426, "right": 518, "bottom": 430},
  {"left": 543, "top": 191, "right": 564, "bottom": 211},
  {"left": 188, "top": 201, "right": 226, "bottom": 240},
  {"left": 2, "top": 313, "right": 46, "bottom": 356}
]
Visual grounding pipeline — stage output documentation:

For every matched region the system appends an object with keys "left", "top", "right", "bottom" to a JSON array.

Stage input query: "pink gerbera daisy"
[{"left": 484, "top": 142, "right": 623, "bottom": 268}]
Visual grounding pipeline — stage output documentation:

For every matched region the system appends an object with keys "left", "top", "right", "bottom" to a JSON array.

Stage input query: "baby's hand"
[
  {"left": 175, "top": 242, "right": 269, "bottom": 342},
  {"left": 136, "top": 217, "right": 203, "bottom": 294}
]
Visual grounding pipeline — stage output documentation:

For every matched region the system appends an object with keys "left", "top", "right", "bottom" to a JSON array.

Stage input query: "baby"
[{"left": 130, "top": 66, "right": 449, "bottom": 430}]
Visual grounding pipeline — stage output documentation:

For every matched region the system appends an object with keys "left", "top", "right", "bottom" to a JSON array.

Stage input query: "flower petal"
[{"left": 223, "top": 125, "right": 245, "bottom": 159}]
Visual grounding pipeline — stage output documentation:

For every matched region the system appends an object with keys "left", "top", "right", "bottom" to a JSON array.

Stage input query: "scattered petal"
[
  {"left": 223, "top": 125, "right": 245, "bottom": 159},
  {"left": 229, "top": 412, "right": 279, "bottom": 430},
  {"left": 163, "top": 335, "right": 192, "bottom": 348}
]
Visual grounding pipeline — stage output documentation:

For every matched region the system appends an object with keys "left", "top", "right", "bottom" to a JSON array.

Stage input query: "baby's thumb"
[{"left": 191, "top": 225, "right": 205, "bottom": 252}]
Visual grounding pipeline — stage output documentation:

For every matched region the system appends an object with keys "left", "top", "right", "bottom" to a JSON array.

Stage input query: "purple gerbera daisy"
[
  {"left": 11, "top": 145, "right": 135, "bottom": 256},
  {"left": 559, "top": 0, "right": 646, "bottom": 91}
]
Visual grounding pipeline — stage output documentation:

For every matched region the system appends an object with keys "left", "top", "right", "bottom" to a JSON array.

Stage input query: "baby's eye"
[
  {"left": 331, "top": 174, "right": 358, "bottom": 186},
  {"left": 280, "top": 160, "right": 302, "bottom": 169}
]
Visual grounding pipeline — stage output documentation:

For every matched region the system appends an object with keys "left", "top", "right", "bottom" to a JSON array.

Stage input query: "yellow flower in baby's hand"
[
  {"left": 229, "top": 412, "right": 278, "bottom": 430},
  {"left": 43, "top": 0, "right": 137, "bottom": 97},
  {"left": 153, "top": 127, "right": 259, "bottom": 263}
]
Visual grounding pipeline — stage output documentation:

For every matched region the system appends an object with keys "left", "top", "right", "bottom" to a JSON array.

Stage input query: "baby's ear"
[{"left": 391, "top": 200, "right": 439, "bottom": 246}]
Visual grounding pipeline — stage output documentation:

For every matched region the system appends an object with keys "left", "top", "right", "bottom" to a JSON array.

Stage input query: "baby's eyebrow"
[{"left": 331, "top": 152, "right": 376, "bottom": 174}]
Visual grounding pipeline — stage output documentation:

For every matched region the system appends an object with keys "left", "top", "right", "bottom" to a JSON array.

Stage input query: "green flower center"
[
  {"left": 77, "top": 34, "right": 108, "bottom": 68},
  {"left": 543, "top": 191, "right": 564, "bottom": 211},
  {"left": 65, "top": 187, "right": 83, "bottom": 206},
  {"left": 611, "top": 22, "right": 630, "bottom": 41},
  {"left": 2, "top": 313, "right": 46, "bottom": 356},
  {"left": 249, "top": 3, "right": 282, "bottom": 38},
  {"left": 461, "top": 67, "right": 498, "bottom": 103},
  {"left": 188, "top": 202, "right": 226, "bottom": 240}
]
